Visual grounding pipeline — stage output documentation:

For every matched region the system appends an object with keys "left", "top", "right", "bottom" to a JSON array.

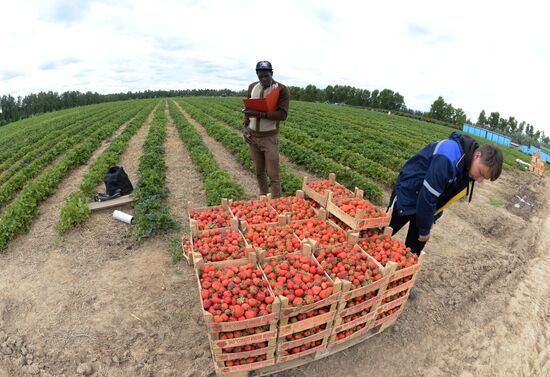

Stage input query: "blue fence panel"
[{"left": 462, "top": 124, "right": 514, "bottom": 148}]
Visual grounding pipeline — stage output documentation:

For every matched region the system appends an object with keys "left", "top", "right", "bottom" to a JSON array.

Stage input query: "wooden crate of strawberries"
[
  {"left": 312, "top": 240, "right": 392, "bottom": 346},
  {"left": 187, "top": 194, "right": 425, "bottom": 376},
  {"left": 358, "top": 228, "right": 425, "bottom": 331},
  {"left": 258, "top": 245, "right": 342, "bottom": 363},
  {"left": 302, "top": 173, "right": 355, "bottom": 208},
  {"left": 194, "top": 253, "right": 281, "bottom": 375},
  {"left": 326, "top": 190, "right": 391, "bottom": 231}
]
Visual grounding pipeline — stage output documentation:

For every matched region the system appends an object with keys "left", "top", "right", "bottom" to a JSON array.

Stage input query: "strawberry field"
[{"left": 0, "top": 97, "right": 547, "bottom": 377}]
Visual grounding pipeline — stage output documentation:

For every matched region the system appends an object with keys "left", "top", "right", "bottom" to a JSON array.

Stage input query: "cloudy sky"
[{"left": 1, "top": 0, "right": 549, "bottom": 135}]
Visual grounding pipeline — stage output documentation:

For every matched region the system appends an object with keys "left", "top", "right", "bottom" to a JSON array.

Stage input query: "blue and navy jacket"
[{"left": 393, "top": 132, "right": 479, "bottom": 236}]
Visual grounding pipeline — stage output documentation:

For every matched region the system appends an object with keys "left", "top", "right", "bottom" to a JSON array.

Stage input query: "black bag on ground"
[
  {"left": 95, "top": 166, "right": 133, "bottom": 202},
  {"left": 104, "top": 166, "right": 133, "bottom": 196}
]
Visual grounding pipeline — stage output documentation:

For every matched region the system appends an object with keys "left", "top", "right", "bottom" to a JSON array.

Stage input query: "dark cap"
[{"left": 255, "top": 61, "right": 273, "bottom": 71}]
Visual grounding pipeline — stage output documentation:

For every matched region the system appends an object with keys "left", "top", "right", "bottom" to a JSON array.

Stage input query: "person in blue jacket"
[{"left": 389, "top": 132, "right": 503, "bottom": 257}]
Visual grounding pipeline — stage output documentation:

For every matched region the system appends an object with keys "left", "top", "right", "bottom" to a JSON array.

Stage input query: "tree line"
[
  {"left": 0, "top": 86, "right": 406, "bottom": 126},
  {"left": 1, "top": 87, "right": 547, "bottom": 149},
  {"left": 0, "top": 89, "right": 239, "bottom": 126}
]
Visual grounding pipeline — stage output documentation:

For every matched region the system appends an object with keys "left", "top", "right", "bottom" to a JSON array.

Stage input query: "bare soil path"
[{"left": 173, "top": 101, "right": 259, "bottom": 199}]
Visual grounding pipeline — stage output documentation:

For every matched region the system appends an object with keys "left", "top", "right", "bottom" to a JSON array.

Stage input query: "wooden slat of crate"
[
  {"left": 209, "top": 321, "right": 278, "bottom": 348},
  {"left": 275, "top": 340, "right": 328, "bottom": 364},
  {"left": 332, "top": 310, "right": 376, "bottom": 335},
  {"left": 371, "top": 306, "right": 403, "bottom": 329},
  {"left": 215, "top": 357, "right": 276, "bottom": 376},
  {"left": 248, "top": 322, "right": 381, "bottom": 376},
  {"left": 191, "top": 245, "right": 256, "bottom": 269},
  {"left": 212, "top": 345, "right": 276, "bottom": 363},
  {"left": 337, "top": 294, "right": 380, "bottom": 318},
  {"left": 181, "top": 235, "right": 193, "bottom": 265},
  {"left": 277, "top": 325, "right": 332, "bottom": 352},
  {"left": 388, "top": 258, "right": 423, "bottom": 283},
  {"left": 383, "top": 278, "right": 415, "bottom": 299},
  {"left": 326, "top": 324, "right": 380, "bottom": 350},
  {"left": 339, "top": 275, "right": 388, "bottom": 304},
  {"left": 377, "top": 295, "right": 408, "bottom": 314},
  {"left": 278, "top": 308, "right": 337, "bottom": 336}
]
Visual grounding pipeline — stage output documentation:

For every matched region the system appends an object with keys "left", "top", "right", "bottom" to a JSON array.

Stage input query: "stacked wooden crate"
[{"left": 185, "top": 174, "right": 425, "bottom": 376}]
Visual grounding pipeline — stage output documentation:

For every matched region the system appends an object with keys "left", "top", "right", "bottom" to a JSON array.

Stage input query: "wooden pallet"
[
  {"left": 245, "top": 319, "right": 393, "bottom": 376},
  {"left": 88, "top": 195, "right": 133, "bottom": 211}
]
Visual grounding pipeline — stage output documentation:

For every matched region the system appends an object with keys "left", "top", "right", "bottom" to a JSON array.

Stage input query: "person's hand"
[
  {"left": 242, "top": 127, "right": 252, "bottom": 145},
  {"left": 243, "top": 109, "right": 263, "bottom": 118},
  {"left": 418, "top": 233, "right": 431, "bottom": 242}
]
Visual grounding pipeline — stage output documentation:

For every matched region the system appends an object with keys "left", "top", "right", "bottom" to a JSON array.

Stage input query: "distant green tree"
[
  {"left": 507, "top": 116, "right": 517, "bottom": 132},
  {"left": 477, "top": 110, "right": 487, "bottom": 126},
  {"left": 452, "top": 108, "right": 467, "bottom": 125},
  {"left": 429, "top": 96, "right": 454, "bottom": 123},
  {"left": 487, "top": 112, "right": 500, "bottom": 129}
]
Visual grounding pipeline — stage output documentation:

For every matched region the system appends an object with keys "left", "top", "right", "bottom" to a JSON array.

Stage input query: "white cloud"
[{"left": 1, "top": 0, "right": 548, "bottom": 136}]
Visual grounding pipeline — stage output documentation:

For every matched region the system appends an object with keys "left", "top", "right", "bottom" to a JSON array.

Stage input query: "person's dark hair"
[{"left": 478, "top": 144, "right": 503, "bottom": 180}]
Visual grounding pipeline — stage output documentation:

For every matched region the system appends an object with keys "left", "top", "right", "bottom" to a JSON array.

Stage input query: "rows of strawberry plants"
[
  {"left": 183, "top": 98, "right": 383, "bottom": 204},
  {"left": 0, "top": 105, "right": 82, "bottom": 149},
  {"left": 0, "top": 104, "right": 119, "bottom": 185},
  {"left": 293, "top": 101, "right": 527, "bottom": 169},
  {"left": 132, "top": 102, "right": 178, "bottom": 240},
  {"left": 0, "top": 103, "right": 116, "bottom": 168},
  {"left": 0, "top": 100, "right": 148, "bottom": 252},
  {"left": 213, "top": 99, "right": 410, "bottom": 173},
  {"left": 57, "top": 100, "right": 158, "bottom": 232},
  {"left": 173, "top": 99, "right": 303, "bottom": 196},
  {"left": 201, "top": 99, "right": 398, "bottom": 185},
  {"left": 167, "top": 100, "right": 247, "bottom": 206},
  {"left": 212, "top": 97, "right": 526, "bottom": 171},
  {"left": 294, "top": 102, "right": 428, "bottom": 150},
  {"left": 0, "top": 103, "right": 142, "bottom": 211}
]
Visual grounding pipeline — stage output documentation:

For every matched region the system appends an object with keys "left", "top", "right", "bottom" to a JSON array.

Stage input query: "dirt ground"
[{"left": 0, "top": 109, "right": 549, "bottom": 377}]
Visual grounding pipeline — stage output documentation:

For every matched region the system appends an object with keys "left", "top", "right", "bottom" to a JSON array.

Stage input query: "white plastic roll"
[{"left": 113, "top": 210, "right": 134, "bottom": 224}]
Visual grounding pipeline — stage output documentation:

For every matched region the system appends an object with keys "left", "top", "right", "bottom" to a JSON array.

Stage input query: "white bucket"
[{"left": 113, "top": 210, "right": 134, "bottom": 224}]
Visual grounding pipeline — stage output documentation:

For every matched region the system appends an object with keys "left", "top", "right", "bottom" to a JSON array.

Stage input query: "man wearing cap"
[{"left": 242, "top": 61, "right": 290, "bottom": 198}]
